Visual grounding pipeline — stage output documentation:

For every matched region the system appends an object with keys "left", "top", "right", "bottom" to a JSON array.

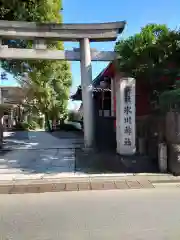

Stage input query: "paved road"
[
  {"left": 0, "top": 131, "right": 83, "bottom": 178},
  {"left": 1, "top": 188, "right": 180, "bottom": 239}
]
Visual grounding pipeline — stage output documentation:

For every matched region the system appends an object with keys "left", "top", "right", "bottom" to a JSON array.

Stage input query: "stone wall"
[{"left": 166, "top": 111, "right": 180, "bottom": 143}]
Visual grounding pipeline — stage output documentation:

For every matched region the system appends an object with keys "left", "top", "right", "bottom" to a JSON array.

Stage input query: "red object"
[
  {"left": 136, "top": 83, "right": 151, "bottom": 116},
  {"left": 100, "top": 62, "right": 152, "bottom": 126},
  {"left": 103, "top": 62, "right": 115, "bottom": 78},
  {"left": 160, "top": 75, "right": 168, "bottom": 81},
  {"left": 167, "top": 62, "right": 175, "bottom": 68}
]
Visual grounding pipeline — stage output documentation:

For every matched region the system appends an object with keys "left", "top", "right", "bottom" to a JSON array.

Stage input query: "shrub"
[
  {"left": 13, "top": 122, "right": 29, "bottom": 131},
  {"left": 57, "top": 123, "right": 81, "bottom": 132},
  {"left": 68, "top": 111, "right": 79, "bottom": 122},
  {"left": 28, "top": 120, "right": 40, "bottom": 130},
  {"left": 13, "top": 121, "right": 40, "bottom": 131}
]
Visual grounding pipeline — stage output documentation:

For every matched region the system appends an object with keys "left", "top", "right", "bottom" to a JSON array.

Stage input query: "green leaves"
[
  {"left": 115, "top": 23, "right": 180, "bottom": 111},
  {"left": 159, "top": 88, "right": 180, "bottom": 112},
  {"left": 115, "top": 24, "right": 174, "bottom": 79},
  {"left": 0, "top": 0, "right": 72, "bottom": 121}
]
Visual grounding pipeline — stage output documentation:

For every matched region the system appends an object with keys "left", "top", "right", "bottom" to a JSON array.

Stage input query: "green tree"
[
  {"left": 26, "top": 60, "right": 71, "bottom": 131},
  {"left": 115, "top": 24, "right": 170, "bottom": 80},
  {"left": 0, "top": 0, "right": 72, "bottom": 131},
  {"left": 0, "top": 0, "right": 63, "bottom": 75},
  {"left": 115, "top": 23, "right": 180, "bottom": 103}
]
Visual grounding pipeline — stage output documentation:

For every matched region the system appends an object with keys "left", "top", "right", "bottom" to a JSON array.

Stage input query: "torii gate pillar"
[{"left": 80, "top": 38, "right": 94, "bottom": 148}]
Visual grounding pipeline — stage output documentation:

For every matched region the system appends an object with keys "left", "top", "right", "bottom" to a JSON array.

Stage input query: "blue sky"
[{"left": 1, "top": 0, "right": 180, "bottom": 109}]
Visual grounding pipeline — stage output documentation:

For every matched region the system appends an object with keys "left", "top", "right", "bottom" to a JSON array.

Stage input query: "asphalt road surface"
[{"left": 1, "top": 188, "right": 180, "bottom": 239}]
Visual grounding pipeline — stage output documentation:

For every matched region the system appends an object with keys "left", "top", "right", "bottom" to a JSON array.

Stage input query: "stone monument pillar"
[{"left": 116, "top": 77, "right": 136, "bottom": 155}]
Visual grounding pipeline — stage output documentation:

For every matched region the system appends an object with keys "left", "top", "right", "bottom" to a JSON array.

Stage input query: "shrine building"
[{"left": 71, "top": 61, "right": 160, "bottom": 158}]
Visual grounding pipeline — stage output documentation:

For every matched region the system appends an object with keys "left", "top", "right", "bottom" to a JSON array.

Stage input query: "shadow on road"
[
  {"left": 48, "top": 130, "right": 84, "bottom": 140},
  {"left": 0, "top": 130, "right": 160, "bottom": 175},
  {"left": 75, "top": 148, "right": 159, "bottom": 174},
  {"left": 3, "top": 131, "right": 34, "bottom": 149}
]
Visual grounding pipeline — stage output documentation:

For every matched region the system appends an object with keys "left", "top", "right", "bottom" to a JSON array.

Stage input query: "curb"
[{"left": 0, "top": 178, "right": 179, "bottom": 194}]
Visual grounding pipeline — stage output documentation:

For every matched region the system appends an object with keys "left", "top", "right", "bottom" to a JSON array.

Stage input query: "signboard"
[{"left": 117, "top": 77, "right": 136, "bottom": 155}]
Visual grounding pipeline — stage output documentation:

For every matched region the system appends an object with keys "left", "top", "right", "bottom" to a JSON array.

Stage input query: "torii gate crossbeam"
[
  {"left": 0, "top": 47, "right": 117, "bottom": 61},
  {"left": 0, "top": 20, "right": 126, "bottom": 149}
]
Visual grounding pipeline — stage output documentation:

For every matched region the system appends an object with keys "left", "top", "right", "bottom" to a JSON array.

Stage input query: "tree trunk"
[
  {"left": 45, "top": 113, "right": 52, "bottom": 132},
  {"left": 60, "top": 118, "right": 65, "bottom": 125}
]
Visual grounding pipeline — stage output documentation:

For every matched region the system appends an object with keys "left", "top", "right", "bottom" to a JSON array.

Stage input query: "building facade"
[
  {"left": 71, "top": 61, "right": 160, "bottom": 156},
  {"left": 0, "top": 86, "right": 25, "bottom": 129}
]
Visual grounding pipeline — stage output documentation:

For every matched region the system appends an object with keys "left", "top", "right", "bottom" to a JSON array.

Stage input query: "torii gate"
[{"left": 0, "top": 20, "right": 126, "bottom": 150}]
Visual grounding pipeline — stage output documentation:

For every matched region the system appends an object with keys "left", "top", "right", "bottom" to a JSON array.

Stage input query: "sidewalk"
[
  {"left": 0, "top": 173, "right": 180, "bottom": 194},
  {"left": 1, "top": 131, "right": 179, "bottom": 194}
]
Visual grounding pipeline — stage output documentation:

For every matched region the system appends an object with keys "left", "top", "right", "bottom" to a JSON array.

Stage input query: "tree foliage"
[
  {"left": 0, "top": 0, "right": 72, "bottom": 130},
  {"left": 115, "top": 24, "right": 180, "bottom": 81},
  {"left": 115, "top": 23, "right": 180, "bottom": 110},
  {"left": 0, "top": 0, "right": 63, "bottom": 75}
]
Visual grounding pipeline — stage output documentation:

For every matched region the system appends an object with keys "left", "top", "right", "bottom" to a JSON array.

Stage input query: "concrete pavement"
[
  {"left": 1, "top": 130, "right": 180, "bottom": 194},
  {"left": 1, "top": 188, "right": 180, "bottom": 239},
  {"left": 1, "top": 131, "right": 83, "bottom": 178},
  {"left": 0, "top": 172, "right": 180, "bottom": 194}
]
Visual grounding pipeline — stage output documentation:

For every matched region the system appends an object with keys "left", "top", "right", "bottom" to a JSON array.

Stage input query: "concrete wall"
[{"left": 166, "top": 111, "right": 180, "bottom": 143}]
